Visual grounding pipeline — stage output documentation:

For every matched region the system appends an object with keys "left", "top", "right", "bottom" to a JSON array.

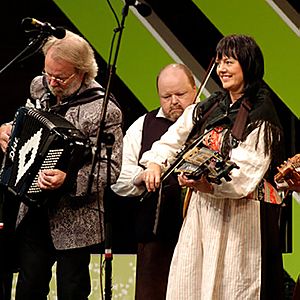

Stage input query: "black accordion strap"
[{"left": 49, "top": 87, "right": 120, "bottom": 116}]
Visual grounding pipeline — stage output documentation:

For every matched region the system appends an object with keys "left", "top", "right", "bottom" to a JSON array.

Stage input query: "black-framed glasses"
[{"left": 42, "top": 71, "right": 76, "bottom": 85}]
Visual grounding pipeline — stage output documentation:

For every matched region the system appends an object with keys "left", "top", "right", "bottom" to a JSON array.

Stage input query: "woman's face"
[{"left": 216, "top": 55, "right": 244, "bottom": 101}]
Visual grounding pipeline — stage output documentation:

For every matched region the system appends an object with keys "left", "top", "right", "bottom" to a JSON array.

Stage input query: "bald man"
[{"left": 112, "top": 63, "right": 197, "bottom": 300}]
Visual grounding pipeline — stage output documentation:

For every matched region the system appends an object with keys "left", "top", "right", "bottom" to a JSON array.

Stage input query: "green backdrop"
[{"left": 51, "top": 0, "right": 300, "bottom": 296}]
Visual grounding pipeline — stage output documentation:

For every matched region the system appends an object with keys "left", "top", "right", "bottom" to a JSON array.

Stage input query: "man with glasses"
[
  {"left": 42, "top": 71, "right": 76, "bottom": 85},
  {"left": 0, "top": 30, "right": 123, "bottom": 299}
]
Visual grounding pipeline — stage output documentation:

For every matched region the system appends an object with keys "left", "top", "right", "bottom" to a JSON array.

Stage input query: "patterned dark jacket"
[{"left": 16, "top": 76, "right": 123, "bottom": 249}]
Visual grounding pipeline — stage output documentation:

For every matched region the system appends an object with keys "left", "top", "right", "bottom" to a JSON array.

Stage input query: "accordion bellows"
[{"left": 0, "top": 106, "right": 90, "bottom": 206}]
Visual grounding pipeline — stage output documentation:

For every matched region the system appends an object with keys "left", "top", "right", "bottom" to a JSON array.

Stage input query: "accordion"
[{"left": 0, "top": 106, "right": 90, "bottom": 206}]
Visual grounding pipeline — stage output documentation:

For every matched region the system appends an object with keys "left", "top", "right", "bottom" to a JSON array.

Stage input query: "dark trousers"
[
  {"left": 0, "top": 272, "right": 13, "bottom": 300},
  {"left": 260, "top": 202, "right": 284, "bottom": 300},
  {"left": 15, "top": 208, "right": 91, "bottom": 300},
  {"left": 0, "top": 192, "right": 19, "bottom": 300},
  {"left": 135, "top": 240, "right": 176, "bottom": 300}
]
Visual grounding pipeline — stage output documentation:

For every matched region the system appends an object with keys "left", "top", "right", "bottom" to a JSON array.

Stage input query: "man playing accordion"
[{"left": 0, "top": 30, "right": 123, "bottom": 300}]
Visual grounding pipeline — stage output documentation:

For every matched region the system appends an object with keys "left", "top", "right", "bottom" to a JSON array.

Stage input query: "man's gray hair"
[{"left": 42, "top": 30, "right": 98, "bottom": 84}]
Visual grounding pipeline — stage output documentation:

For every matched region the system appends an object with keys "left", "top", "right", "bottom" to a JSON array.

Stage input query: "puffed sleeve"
[{"left": 212, "top": 122, "right": 271, "bottom": 199}]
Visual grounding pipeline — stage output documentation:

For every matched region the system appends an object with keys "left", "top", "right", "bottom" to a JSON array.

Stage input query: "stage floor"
[{"left": 11, "top": 254, "right": 136, "bottom": 299}]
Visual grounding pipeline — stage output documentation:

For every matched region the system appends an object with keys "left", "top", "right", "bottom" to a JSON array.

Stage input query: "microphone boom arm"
[{"left": 0, "top": 31, "right": 48, "bottom": 75}]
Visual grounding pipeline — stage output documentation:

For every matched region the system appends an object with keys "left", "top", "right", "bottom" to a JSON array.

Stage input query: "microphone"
[
  {"left": 133, "top": 1, "right": 152, "bottom": 17},
  {"left": 22, "top": 17, "right": 66, "bottom": 39},
  {"left": 125, "top": 0, "right": 152, "bottom": 17}
]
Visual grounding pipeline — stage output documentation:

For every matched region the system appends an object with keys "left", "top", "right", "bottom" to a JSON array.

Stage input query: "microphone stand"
[
  {"left": 102, "top": 133, "right": 115, "bottom": 300},
  {"left": 85, "top": 2, "right": 133, "bottom": 299},
  {"left": 0, "top": 31, "right": 49, "bottom": 76},
  {"left": 0, "top": 28, "right": 50, "bottom": 300},
  {"left": 0, "top": 30, "right": 50, "bottom": 229}
]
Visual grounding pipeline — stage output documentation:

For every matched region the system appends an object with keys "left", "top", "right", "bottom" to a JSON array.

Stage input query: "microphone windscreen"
[
  {"left": 135, "top": 3, "right": 152, "bottom": 17},
  {"left": 21, "top": 17, "right": 34, "bottom": 29},
  {"left": 54, "top": 27, "right": 66, "bottom": 39}
]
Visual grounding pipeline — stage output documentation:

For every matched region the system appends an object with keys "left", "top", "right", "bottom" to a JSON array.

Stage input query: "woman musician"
[{"left": 137, "top": 34, "right": 285, "bottom": 299}]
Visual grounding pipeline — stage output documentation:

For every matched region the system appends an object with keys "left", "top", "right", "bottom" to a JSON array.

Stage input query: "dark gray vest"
[{"left": 136, "top": 108, "right": 183, "bottom": 243}]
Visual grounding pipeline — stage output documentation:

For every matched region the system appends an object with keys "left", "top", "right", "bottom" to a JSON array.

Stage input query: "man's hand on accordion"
[
  {"left": 0, "top": 123, "right": 12, "bottom": 152},
  {"left": 38, "top": 169, "right": 67, "bottom": 190}
]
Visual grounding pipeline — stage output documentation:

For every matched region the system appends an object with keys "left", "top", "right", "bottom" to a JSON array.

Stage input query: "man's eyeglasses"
[{"left": 42, "top": 71, "right": 76, "bottom": 85}]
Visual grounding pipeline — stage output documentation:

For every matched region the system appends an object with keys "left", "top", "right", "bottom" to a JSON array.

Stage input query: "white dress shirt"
[{"left": 111, "top": 107, "right": 168, "bottom": 197}]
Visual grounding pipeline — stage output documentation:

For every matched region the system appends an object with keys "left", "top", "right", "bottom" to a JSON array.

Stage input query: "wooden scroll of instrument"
[{"left": 274, "top": 153, "right": 300, "bottom": 191}]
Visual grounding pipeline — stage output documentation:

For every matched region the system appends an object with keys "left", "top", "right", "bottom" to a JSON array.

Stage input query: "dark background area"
[
  {"left": 1, "top": 0, "right": 298, "bottom": 151},
  {"left": 0, "top": 0, "right": 146, "bottom": 131},
  {"left": 0, "top": 0, "right": 299, "bottom": 257},
  {"left": 0, "top": 0, "right": 148, "bottom": 255},
  {"left": 289, "top": 0, "right": 300, "bottom": 13}
]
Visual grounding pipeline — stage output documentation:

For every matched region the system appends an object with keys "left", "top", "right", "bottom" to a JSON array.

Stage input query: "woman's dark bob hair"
[{"left": 216, "top": 34, "right": 264, "bottom": 95}]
